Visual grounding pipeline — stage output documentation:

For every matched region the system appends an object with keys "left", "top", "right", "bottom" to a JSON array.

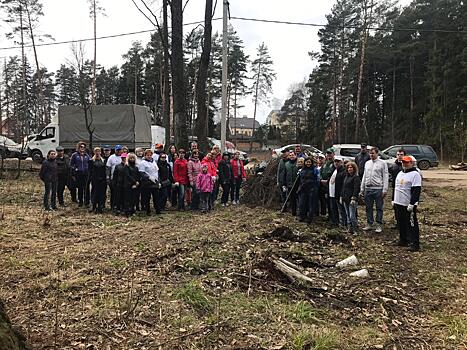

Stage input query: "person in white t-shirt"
[
  {"left": 106, "top": 145, "right": 123, "bottom": 210},
  {"left": 393, "top": 155, "right": 422, "bottom": 251}
]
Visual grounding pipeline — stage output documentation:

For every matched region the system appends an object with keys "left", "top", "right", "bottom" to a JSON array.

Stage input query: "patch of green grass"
[
  {"left": 108, "top": 256, "right": 128, "bottom": 270},
  {"left": 437, "top": 313, "right": 467, "bottom": 342},
  {"left": 287, "top": 301, "right": 325, "bottom": 324},
  {"left": 175, "top": 281, "right": 211, "bottom": 313},
  {"left": 291, "top": 328, "right": 340, "bottom": 350},
  {"left": 134, "top": 242, "right": 147, "bottom": 252}
]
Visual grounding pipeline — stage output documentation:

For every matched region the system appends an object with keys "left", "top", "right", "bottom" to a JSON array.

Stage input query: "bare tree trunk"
[
  {"left": 332, "top": 46, "right": 338, "bottom": 144},
  {"left": 354, "top": 0, "right": 373, "bottom": 142},
  {"left": 171, "top": 0, "right": 188, "bottom": 148},
  {"left": 24, "top": 1, "right": 46, "bottom": 127},
  {"left": 162, "top": 0, "right": 170, "bottom": 148},
  {"left": 391, "top": 60, "right": 396, "bottom": 145},
  {"left": 233, "top": 87, "right": 238, "bottom": 147},
  {"left": 250, "top": 61, "right": 261, "bottom": 152},
  {"left": 134, "top": 61, "right": 138, "bottom": 104},
  {"left": 18, "top": 3, "right": 27, "bottom": 178},
  {"left": 92, "top": 0, "right": 97, "bottom": 105},
  {"left": 194, "top": 0, "right": 213, "bottom": 152},
  {"left": 409, "top": 55, "right": 414, "bottom": 144}
]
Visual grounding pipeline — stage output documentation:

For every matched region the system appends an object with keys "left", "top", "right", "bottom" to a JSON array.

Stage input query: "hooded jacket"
[
  {"left": 201, "top": 157, "right": 217, "bottom": 177},
  {"left": 196, "top": 171, "right": 215, "bottom": 193},
  {"left": 188, "top": 157, "right": 203, "bottom": 186},
  {"left": 218, "top": 158, "right": 234, "bottom": 184}
]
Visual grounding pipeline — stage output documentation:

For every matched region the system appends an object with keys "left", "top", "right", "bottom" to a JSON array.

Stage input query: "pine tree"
[{"left": 250, "top": 42, "right": 276, "bottom": 150}]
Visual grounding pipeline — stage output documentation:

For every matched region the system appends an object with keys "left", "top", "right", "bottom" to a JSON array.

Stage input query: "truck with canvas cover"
[{"left": 27, "top": 104, "right": 152, "bottom": 162}]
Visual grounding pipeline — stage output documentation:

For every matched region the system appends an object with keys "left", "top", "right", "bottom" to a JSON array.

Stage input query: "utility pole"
[{"left": 220, "top": 0, "right": 229, "bottom": 153}]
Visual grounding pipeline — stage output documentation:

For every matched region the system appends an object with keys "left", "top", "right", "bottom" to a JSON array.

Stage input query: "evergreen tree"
[{"left": 250, "top": 42, "right": 276, "bottom": 150}]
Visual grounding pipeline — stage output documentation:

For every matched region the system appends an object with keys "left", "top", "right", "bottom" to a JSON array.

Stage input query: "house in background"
[{"left": 229, "top": 116, "right": 260, "bottom": 139}]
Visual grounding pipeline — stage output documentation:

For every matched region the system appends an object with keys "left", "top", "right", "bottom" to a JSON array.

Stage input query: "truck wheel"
[
  {"left": 31, "top": 150, "right": 43, "bottom": 163},
  {"left": 417, "top": 160, "right": 430, "bottom": 170}
]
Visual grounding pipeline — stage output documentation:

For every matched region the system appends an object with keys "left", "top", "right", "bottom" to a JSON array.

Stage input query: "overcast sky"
[{"left": 0, "top": 0, "right": 409, "bottom": 123}]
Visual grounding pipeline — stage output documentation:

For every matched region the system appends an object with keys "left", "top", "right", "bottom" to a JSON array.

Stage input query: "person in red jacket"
[
  {"left": 230, "top": 151, "right": 247, "bottom": 204},
  {"left": 202, "top": 152, "right": 218, "bottom": 209},
  {"left": 173, "top": 148, "right": 189, "bottom": 210}
]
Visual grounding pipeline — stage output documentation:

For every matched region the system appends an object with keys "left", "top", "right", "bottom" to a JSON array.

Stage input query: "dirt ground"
[
  {"left": 0, "top": 169, "right": 466, "bottom": 349},
  {"left": 421, "top": 168, "right": 467, "bottom": 188}
]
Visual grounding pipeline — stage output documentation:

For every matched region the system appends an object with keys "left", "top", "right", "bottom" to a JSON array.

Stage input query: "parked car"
[
  {"left": 332, "top": 144, "right": 395, "bottom": 165},
  {"left": 272, "top": 144, "right": 324, "bottom": 159},
  {"left": 0, "top": 136, "right": 27, "bottom": 159},
  {"left": 207, "top": 137, "right": 250, "bottom": 165},
  {"left": 382, "top": 144, "right": 438, "bottom": 170}
]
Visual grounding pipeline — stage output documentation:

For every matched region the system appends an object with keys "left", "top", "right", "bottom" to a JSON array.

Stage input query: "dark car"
[{"left": 382, "top": 144, "right": 438, "bottom": 170}]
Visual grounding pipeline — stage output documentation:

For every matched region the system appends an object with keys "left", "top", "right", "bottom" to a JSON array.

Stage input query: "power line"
[
  {"left": 230, "top": 16, "right": 467, "bottom": 34},
  {"left": 0, "top": 18, "right": 222, "bottom": 51},
  {"left": 0, "top": 15, "right": 465, "bottom": 51}
]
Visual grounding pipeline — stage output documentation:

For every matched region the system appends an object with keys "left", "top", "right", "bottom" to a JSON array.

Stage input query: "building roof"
[{"left": 230, "top": 116, "right": 261, "bottom": 130}]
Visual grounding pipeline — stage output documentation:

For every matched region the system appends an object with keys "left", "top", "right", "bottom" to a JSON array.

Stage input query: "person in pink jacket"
[
  {"left": 196, "top": 164, "right": 215, "bottom": 213},
  {"left": 188, "top": 150, "right": 202, "bottom": 210}
]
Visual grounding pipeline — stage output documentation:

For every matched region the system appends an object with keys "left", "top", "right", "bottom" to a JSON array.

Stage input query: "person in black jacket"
[
  {"left": 112, "top": 153, "right": 127, "bottom": 215},
  {"left": 355, "top": 143, "right": 370, "bottom": 179},
  {"left": 341, "top": 161, "right": 361, "bottom": 234},
  {"left": 39, "top": 150, "right": 58, "bottom": 211},
  {"left": 334, "top": 158, "right": 347, "bottom": 227},
  {"left": 218, "top": 152, "right": 234, "bottom": 207},
  {"left": 157, "top": 153, "right": 173, "bottom": 213},
  {"left": 123, "top": 153, "right": 141, "bottom": 216},
  {"left": 55, "top": 146, "right": 69, "bottom": 207},
  {"left": 389, "top": 149, "right": 406, "bottom": 228},
  {"left": 297, "top": 158, "right": 320, "bottom": 224},
  {"left": 88, "top": 147, "right": 107, "bottom": 213}
]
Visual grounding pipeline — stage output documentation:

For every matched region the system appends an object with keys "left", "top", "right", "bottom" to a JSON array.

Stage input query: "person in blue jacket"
[
  {"left": 70, "top": 142, "right": 91, "bottom": 207},
  {"left": 297, "top": 158, "right": 320, "bottom": 224}
]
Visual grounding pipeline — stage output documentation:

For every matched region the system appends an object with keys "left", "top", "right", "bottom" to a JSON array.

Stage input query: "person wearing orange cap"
[
  {"left": 153, "top": 143, "right": 164, "bottom": 162},
  {"left": 393, "top": 155, "right": 422, "bottom": 251}
]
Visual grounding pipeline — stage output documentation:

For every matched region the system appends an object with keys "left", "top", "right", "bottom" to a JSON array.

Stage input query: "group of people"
[
  {"left": 277, "top": 144, "right": 422, "bottom": 251},
  {"left": 39, "top": 141, "right": 247, "bottom": 216}
]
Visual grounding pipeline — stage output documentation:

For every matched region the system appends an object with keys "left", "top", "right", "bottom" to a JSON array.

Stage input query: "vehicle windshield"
[{"left": 0, "top": 136, "right": 18, "bottom": 146}]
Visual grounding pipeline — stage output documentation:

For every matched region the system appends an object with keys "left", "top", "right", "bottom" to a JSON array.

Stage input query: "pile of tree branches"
[{"left": 242, "top": 159, "right": 281, "bottom": 209}]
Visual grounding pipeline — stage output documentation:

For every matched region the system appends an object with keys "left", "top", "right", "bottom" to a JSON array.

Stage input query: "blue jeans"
[
  {"left": 364, "top": 188, "right": 384, "bottom": 225},
  {"left": 344, "top": 201, "right": 358, "bottom": 229},
  {"left": 337, "top": 200, "right": 347, "bottom": 226},
  {"left": 43, "top": 180, "right": 57, "bottom": 209},
  {"left": 177, "top": 184, "right": 186, "bottom": 209}
]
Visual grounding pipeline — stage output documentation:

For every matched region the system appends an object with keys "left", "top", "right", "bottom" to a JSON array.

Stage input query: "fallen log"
[{"left": 269, "top": 257, "right": 327, "bottom": 291}]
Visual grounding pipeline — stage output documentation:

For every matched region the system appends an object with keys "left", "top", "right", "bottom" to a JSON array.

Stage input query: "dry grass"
[{"left": 0, "top": 172, "right": 466, "bottom": 349}]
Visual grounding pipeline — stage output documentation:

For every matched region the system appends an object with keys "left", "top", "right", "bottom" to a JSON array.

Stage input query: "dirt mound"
[
  {"left": 262, "top": 226, "right": 307, "bottom": 242},
  {"left": 242, "top": 159, "right": 281, "bottom": 209}
]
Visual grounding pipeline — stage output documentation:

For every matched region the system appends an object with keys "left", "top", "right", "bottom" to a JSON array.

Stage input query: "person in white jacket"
[{"left": 360, "top": 147, "right": 389, "bottom": 233}]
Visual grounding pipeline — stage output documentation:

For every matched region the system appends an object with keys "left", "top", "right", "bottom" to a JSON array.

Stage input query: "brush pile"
[{"left": 242, "top": 159, "right": 281, "bottom": 209}]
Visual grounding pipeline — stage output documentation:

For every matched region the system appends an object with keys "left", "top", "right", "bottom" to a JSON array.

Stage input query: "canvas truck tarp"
[{"left": 58, "top": 105, "right": 152, "bottom": 149}]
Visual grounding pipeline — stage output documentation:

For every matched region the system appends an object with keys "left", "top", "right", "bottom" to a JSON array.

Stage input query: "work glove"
[
  {"left": 359, "top": 191, "right": 364, "bottom": 197},
  {"left": 157, "top": 182, "right": 162, "bottom": 189},
  {"left": 391, "top": 201, "right": 395, "bottom": 208},
  {"left": 350, "top": 199, "right": 357, "bottom": 206},
  {"left": 407, "top": 204, "right": 414, "bottom": 212},
  {"left": 282, "top": 186, "right": 287, "bottom": 193},
  {"left": 174, "top": 182, "right": 180, "bottom": 187},
  {"left": 339, "top": 197, "right": 343, "bottom": 205},
  {"left": 212, "top": 176, "right": 216, "bottom": 182}
]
